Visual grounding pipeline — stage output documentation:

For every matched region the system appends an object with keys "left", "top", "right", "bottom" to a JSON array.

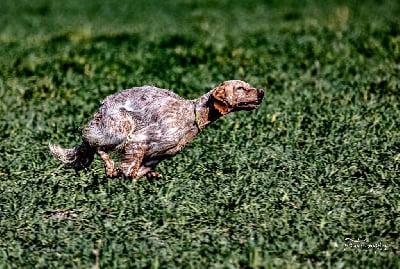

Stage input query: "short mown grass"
[{"left": 0, "top": 0, "right": 399, "bottom": 268}]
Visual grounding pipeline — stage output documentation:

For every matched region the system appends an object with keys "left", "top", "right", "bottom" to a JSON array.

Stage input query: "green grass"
[{"left": 1, "top": 0, "right": 400, "bottom": 268}]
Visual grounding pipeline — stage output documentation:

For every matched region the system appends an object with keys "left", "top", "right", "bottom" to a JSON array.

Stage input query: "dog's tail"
[{"left": 49, "top": 141, "right": 96, "bottom": 172}]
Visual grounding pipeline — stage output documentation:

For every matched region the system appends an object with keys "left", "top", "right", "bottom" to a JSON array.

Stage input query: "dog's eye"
[{"left": 237, "top": 86, "right": 245, "bottom": 91}]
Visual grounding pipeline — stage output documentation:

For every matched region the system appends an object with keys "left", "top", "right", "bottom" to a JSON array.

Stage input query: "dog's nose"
[{"left": 258, "top": 89, "right": 264, "bottom": 99}]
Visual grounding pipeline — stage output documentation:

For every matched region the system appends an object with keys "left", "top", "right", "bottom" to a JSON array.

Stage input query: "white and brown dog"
[{"left": 50, "top": 80, "right": 264, "bottom": 179}]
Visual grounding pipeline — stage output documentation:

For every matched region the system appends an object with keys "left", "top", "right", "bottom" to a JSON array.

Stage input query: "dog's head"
[{"left": 211, "top": 80, "right": 264, "bottom": 114}]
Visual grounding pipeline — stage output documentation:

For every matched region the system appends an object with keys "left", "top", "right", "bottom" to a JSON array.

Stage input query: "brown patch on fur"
[{"left": 211, "top": 84, "right": 230, "bottom": 114}]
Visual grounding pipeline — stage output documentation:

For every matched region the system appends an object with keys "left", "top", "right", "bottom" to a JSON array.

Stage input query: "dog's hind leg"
[{"left": 97, "top": 150, "right": 121, "bottom": 177}]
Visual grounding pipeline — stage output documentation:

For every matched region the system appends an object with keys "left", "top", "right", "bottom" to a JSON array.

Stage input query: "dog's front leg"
[
  {"left": 134, "top": 166, "right": 163, "bottom": 180},
  {"left": 120, "top": 143, "right": 146, "bottom": 180},
  {"left": 97, "top": 150, "right": 121, "bottom": 177}
]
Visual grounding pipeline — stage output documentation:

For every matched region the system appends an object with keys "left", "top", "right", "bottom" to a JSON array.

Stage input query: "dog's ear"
[{"left": 211, "top": 84, "right": 230, "bottom": 114}]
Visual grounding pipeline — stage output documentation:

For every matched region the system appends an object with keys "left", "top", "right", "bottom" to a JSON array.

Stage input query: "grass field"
[{"left": 1, "top": 0, "right": 400, "bottom": 268}]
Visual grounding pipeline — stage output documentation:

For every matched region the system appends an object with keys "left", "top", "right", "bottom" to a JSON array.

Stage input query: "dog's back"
[{"left": 81, "top": 86, "right": 193, "bottom": 151}]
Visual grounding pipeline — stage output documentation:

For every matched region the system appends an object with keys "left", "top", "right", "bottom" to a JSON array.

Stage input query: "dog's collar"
[{"left": 193, "top": 102, "right": 201, "bottom": 131}]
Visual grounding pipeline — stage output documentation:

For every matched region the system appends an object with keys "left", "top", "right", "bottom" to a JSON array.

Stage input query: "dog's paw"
[
  {"left": 145, "top": 171, "right": 163, "bottom": 180},
  {"left": 106, "top": 168, "right": 121, "bottom": 178}
]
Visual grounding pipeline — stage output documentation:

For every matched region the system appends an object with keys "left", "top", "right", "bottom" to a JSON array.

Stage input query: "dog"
[{"left": 49, "top": 80, "right": 264, "bottom": 179}]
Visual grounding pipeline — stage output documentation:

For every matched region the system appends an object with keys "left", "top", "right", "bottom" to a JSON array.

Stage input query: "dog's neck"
[{"left": 193, "top": 91, "right": 225, "bottom": 130}]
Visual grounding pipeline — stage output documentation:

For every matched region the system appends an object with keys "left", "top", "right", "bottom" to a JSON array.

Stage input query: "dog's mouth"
[
  {"left": 237, "top": 100, "right": 261, "bottom": 108},
  {"left": 236, "top": 89, "right": 264, "bottom": 110}
]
